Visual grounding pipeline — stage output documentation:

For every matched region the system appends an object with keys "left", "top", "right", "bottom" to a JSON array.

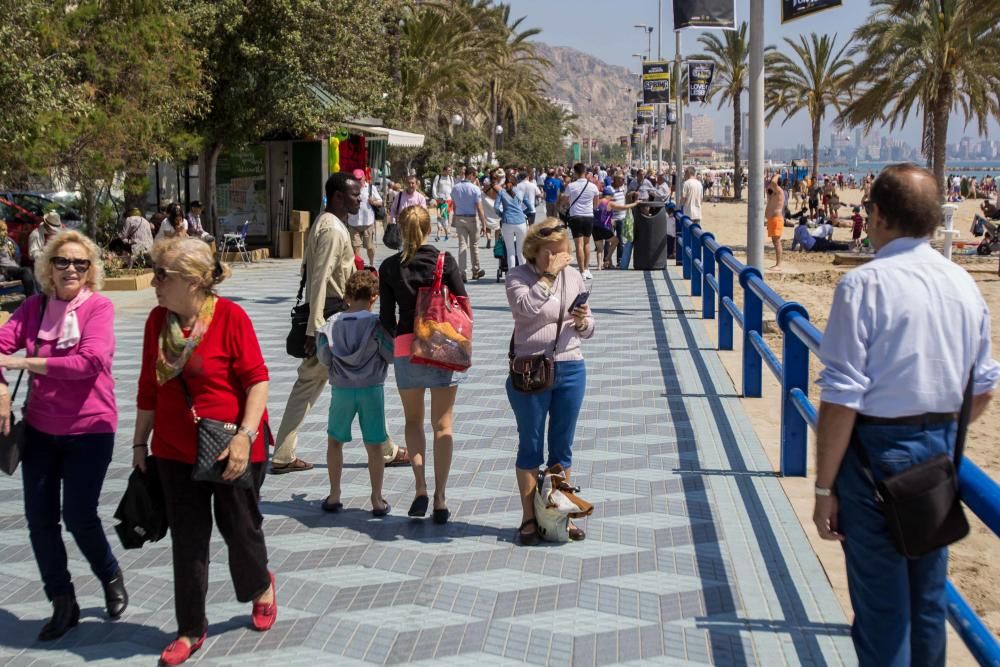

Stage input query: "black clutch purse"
[{"left": 178, "top": 376, "right": 253, "bottom": 489}]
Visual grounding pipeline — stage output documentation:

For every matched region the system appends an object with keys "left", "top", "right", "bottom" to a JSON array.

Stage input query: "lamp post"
[
  {"left": 495, "top": 124, "right": 504, "bottom": 157},
  {"left": 674, "top": 31, "right": 683, "bottom": 202},
  {"left": 632, "top": 54, "right": 647, "bottom": 171},
  {"left": 747, "top": 0, "right": 765, "bottom": 269}
]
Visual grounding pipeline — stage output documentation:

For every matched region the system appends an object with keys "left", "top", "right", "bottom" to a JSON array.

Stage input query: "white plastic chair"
[{"left": 221, "top": 220, "right": 252, "bottom": 264}]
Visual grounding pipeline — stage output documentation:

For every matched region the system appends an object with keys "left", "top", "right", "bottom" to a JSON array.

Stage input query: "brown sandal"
[
  {"left": 385, "top": 447, "right": 411, "bottom": 467},
  {"left": 270, "top": 458, "right": 313, "bottom": 474},
  {"left": 568, "top": 523, "right": 586, "bottom": 541}
]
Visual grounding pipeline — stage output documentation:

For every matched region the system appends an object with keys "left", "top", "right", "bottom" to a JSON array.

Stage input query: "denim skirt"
[{"left": 394, "top": 356, "right": 465, "bottom": 390}]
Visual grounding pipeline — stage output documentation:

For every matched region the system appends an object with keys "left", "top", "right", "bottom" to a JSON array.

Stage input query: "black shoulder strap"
[
  {"left": 568, "top": 181, "right": 589, "bottom": 211},
  {"left": 294, "top": 262, "right": 307, "bottom": 306},
  {"left": 954, "top": 368, "right": 975, "bottom": 470}
]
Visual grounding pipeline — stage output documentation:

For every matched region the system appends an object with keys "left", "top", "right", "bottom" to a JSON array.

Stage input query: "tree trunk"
[
  {"left": 811, "top": 119, "right": 821, "bottom": 181},
  {"left": 932, "top": 75, "right": 953, "bottom": 199},
  {"left": 733, "top": 94, "right": 743, "bottom": 201},
  {"left": 81, "top": 183, "right": 98, "bottom": 240},
  {"left": 200, "top": 141, "right": 224, "bottom": 237}
]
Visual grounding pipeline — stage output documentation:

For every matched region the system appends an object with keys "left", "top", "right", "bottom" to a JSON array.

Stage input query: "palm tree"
[
  {"left": 840, "top": 0, "right": 1000, "bottom": 195},
  {"left": 766, "top": 33, "right": 853, "bottom": 179},
  {"left": 693, "top": 22, "right": 773, "bottom": 201}
]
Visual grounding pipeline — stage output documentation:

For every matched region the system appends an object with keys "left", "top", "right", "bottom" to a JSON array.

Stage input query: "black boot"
[
  {"left": 38, "top": 593, "right": 79, "bottom": 641},
  {"left": 102, "top": 570, "right": 128, "bottom": 619}
]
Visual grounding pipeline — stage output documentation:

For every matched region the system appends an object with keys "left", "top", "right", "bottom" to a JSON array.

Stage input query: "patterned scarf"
[{"left": 156, "top": 295, "right": 217, "bottom": 385}]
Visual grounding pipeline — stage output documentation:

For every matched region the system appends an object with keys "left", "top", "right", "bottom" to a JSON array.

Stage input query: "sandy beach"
[{"left": 691, "top": 187, "right": 1000, "bottom": 635}]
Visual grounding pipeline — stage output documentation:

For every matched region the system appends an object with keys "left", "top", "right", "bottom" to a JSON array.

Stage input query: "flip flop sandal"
[
  {"left": 372, "top": 500, "right": 391, "bottom": 518},
  {"left": 385, "top": 448, "right": 412, "bottom": 468},
  {"left": 408, "top": 495, "right": 429, "bottom": 517},
  {"left": 321, "top": 499, "right": 343, "bottom": 513},
  {"left": 270, "top": 458, "right": 313, "bottom": 474}
]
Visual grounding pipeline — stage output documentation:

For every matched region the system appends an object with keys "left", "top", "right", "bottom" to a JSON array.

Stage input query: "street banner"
[
  {"left": 781, "top": 0, "right": 842, "bottom": 23},
  {"left": 636, "top": 103, "right": 655, "bottom": 125},
  {"left": 688, "top": 61, "right": 715, "bottom": 103},
  {"left": 673, "top": 0, "right": 735, "bottom": 30},
  {"left": 642, "top": 61, "right": 672, "bottom": 104}
]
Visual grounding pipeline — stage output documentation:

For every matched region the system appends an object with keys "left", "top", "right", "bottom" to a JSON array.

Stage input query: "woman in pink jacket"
[{"left": 0, "top": 230, "right": 125, "bottom": 641}]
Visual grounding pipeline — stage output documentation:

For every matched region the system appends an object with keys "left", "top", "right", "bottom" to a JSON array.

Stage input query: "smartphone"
[{"left": 569, "top": 290, "right": 591, "bottom": 312}]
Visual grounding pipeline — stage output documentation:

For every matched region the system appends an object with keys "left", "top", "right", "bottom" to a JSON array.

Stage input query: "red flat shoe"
[
  {"left": 159, "top": 633, "right": 206, "bottom": 666},
  {"left": 251, "top": 572, "right": 277, "bottom": 631}
]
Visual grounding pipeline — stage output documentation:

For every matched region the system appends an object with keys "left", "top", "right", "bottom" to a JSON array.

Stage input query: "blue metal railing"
[{"left": 666, "top": 203, "right": 1000, "bottom": 666}]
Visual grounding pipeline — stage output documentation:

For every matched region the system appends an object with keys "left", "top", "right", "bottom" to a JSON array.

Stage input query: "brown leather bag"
[{"left": 509, "top": 278, "right": 564, "bottom": 393}]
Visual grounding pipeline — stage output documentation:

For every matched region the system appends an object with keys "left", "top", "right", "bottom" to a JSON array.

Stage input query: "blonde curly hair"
[{"left": 35, "top": 230, "right": 105, "bottom": 295}]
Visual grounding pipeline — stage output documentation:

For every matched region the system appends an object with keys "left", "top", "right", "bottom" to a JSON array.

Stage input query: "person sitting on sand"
[{"left": 791, "top": 217, "right": 849, "bottom": 253}]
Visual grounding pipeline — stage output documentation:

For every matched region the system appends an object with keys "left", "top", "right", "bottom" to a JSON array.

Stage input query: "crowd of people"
[{"left": 4, "top": 158, "right": 999, "bottom": 667}]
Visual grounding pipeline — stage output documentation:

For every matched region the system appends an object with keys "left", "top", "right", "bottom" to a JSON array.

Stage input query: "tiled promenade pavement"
[{"left": 0, "top": 245, "right": 856, "bottom": 666}]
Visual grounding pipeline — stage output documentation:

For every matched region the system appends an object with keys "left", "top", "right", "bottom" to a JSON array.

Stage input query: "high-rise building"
[
  {"left": 684, "top": 113, "right": 693, "bottom": 134},
  {"left": 691, "top": 114, "right": 714, "bottom": 145},
  {"left": 724, "top": 125, "right": 732, "bottom": 146}
]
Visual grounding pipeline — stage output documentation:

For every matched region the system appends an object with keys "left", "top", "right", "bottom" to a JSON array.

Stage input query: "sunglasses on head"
[
  {"left": 152, "top": 266, "right": 180, "bottom": 282},
  {"left": 50, "top": 257, "right": 91, "bottom": 272},
  {"left": 538, "top": 224, "right": 567, "bottom": 238}
]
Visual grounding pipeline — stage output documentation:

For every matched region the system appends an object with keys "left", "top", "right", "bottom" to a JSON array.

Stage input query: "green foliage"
[
  {"left": 840, "top": 0, "right": 1000, "bottom": 194},
  {"left": 496, "top": 101, "right": 574, "bottom": 167}
]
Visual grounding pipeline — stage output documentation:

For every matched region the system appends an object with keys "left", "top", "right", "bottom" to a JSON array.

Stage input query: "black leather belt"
[{"left": 856, "top": 412, "right": 958, "bottom": 426}]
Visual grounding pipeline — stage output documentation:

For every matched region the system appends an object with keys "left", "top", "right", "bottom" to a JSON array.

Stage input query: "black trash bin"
[{"left": 633, "top": 201, "right": 672, "bottom": 270}]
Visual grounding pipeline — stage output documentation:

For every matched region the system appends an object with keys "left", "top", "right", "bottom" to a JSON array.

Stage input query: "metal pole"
[
  {"left": 747, "top": 0, "right": 765, "bottom": 269},
  {"left": 674, "top": 31, "right": 683, "bottom": 206},
  {"left": 657, "top": 2, "right": 663, "bottom": 176}
]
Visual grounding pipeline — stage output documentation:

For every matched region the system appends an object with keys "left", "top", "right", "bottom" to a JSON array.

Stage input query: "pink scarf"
[{"left": 38, "top": 288, "right": 92, "bottom": 349}]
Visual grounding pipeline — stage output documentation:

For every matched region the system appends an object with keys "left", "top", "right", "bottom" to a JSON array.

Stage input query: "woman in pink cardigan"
[{"left": 0, "top": 230, "right": 125, "bottom": 641}]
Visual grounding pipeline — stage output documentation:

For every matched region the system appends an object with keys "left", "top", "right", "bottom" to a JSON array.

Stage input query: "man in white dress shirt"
[{"left": 813, "top": 163, "right": 1000, "bottom": 666}]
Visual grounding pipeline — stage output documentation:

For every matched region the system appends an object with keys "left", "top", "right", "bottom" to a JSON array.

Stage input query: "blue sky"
[{"left": 505, "top": 0, "right": 1000, "bottom": 150}]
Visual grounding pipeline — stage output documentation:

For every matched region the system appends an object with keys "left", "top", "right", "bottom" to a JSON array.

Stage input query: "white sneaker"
[{"left": 582, "top": 269, "right": 593, "bottom": 280}]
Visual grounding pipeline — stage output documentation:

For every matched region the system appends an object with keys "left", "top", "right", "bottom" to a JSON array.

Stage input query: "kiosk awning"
[{"left": 344, "top": 122, "right": 425, "bottom": 148}]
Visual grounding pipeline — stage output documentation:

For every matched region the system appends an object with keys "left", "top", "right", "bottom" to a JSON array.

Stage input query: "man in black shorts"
[{"left": 558, "top": 162, "right": 600, "bottom": 279}]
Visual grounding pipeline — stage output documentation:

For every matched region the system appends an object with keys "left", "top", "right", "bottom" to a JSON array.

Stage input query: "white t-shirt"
[
  {"left": 348, "top": 182, "right": 382, "bottom": 228},
  {"left": 564, "top": 179, "right": 599, "bottom": 217},
  {"left": 433, "top": 174, "right": 455, "bottom": 200},
  {"left": 611, "top": 186, "right": 627, "bottom": 221},
  {"left": 516, "top": 180, "right": 541, "bottom": 205},
  {"left": 681, "top": 177, "right": 704, "bottom": 220},
  {"left": 156, "top": 218, "right": 188, "bottom": 240}
]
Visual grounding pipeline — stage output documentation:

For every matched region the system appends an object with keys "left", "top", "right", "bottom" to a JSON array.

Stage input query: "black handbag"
[
  {"left": 852, "top": 372, "right": 973, "bottom": 559},
  {"left": 370, "top": 184, "right": 385, "bottom": 221},
  {"left": 509, "top": 278, "right": 564, "bottom": 394},
  {"left": 0, "top": 297, "right": 46, "bottom": 475},
  {"left": 177, "top": 375, "right": 253, "bottom": 489},
  {"left": 113, "top": 458, "right": 168, "bottom": 549},
  {"left": 383, "top": 221, "right": 401, "bottom": 250},
  {"left": 286, "top": 263, "right": 347, "bottom": 358}
]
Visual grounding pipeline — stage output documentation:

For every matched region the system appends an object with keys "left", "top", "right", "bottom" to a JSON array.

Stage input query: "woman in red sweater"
[{"left": 131, "top": 238, "right": 275, "bottom": 666}]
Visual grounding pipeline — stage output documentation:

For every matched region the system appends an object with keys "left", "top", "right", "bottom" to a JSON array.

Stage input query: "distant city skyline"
[{"left": 506, "top": 0, "right": 1000, "bottom": 153}]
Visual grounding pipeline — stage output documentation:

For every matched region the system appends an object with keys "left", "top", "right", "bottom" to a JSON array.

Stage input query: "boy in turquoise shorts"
[{"left": 316, "top": 270, "right": 393, "bottom": 516}]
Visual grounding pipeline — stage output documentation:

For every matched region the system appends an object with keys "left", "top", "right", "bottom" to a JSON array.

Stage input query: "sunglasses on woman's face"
[
  {"left": 538, "top": 224, "right": 567, "bottom": 238},
  {"left": 152, "top": 266, "right": 180, "bottom": 282},
  {"left": 50, "top": 257, "right": 91, "bottom": 272}
]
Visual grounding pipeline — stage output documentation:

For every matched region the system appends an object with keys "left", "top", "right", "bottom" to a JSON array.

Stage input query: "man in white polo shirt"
[
  {"left": 348, "top": 169, "right": 381, "bottom": 266},
  {"left": 558, "top": 162, "right": 600, "bottom": 279}
]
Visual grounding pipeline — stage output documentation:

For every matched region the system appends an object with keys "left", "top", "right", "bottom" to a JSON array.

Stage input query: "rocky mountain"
[{"left": 533, "top": 42, "right": 642, "bottom": 147}]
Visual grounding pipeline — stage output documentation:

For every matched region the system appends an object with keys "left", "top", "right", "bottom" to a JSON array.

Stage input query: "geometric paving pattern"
[{"left": 0, "top": 238, "right": 856, "bottom": 665}]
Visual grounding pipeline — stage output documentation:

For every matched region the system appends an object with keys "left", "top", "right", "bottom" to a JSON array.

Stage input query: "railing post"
[
  {"left": 717, "top": 248, "right": 734, "bottom": 349},
  {"left": 674, "top": 211, "right": 683, "bottom": 267},
  {"left": 681, "top": 217, "right": 692, "bottom": 280},
  {"left": 777, "top": 303, "right": 810, "bottom": 477},
  {"left": 690, "top": 224, "right": 703, "bottom": 297},
  {"left": 740, "top": 267, "right": 763, "bottom": 398},
  {"left": 701, "top": 232, "right": 715, "bottom": 320}
]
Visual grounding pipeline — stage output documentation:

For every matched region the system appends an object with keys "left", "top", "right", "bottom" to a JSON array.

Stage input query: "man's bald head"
[{"left": 869, "top": 163, "right": 941, "bottom": 238}]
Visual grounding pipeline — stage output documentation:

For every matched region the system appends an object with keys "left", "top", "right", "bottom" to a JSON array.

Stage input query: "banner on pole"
[
  {"left": 642, "top": 61, "right": 672, "bottom": 104},
  {"left": 781, "top": 0, "right": 842, "bottom": 23},
  {"left": 688, "top": 61, "right": 716, "bottom": 103},
  {"left": 636, "top": 103, "right": 655, "bottom": 125},
  {"left": 673, "top": 0, "right": 735, "bottom": 30}
]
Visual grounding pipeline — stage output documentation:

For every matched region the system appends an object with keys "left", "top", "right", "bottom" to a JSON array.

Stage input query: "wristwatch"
[
  {"left": 814, "top": 485, "right": 833, "bottom": 497},
  {"left": 237, "top": 426, "right": 259, "bottom": 442}
]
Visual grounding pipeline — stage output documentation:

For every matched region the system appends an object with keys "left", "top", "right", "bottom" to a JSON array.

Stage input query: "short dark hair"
[
  {"left": 573, "top": 162, "right": 585, "bottom": 176},
  {"left": 869, "top": 163, "right": 941, "bottom": 237},
  {"left": 189, "top": 200, "right": 202, "bottom": 210},
  {"left": 345, "top": 269, "right": 379, "bottom": 301},
  {"left": 325, "top": 172, "right": 357, "bottom": 202}
]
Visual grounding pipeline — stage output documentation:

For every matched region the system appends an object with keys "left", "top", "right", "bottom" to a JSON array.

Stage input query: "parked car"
[{"left": 1, "top": 191, "right": 82, "bottom": 227}]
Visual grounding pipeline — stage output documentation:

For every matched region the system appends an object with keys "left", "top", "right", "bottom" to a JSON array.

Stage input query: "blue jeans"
[
  {"left": 506, "top": 359, "right": 586, "bottom": 470},
  {"left": 21, "top": 426, "right": 119, "bottom": 599},
  {"left": 836, "top": 421, "right": 954, "bottom": 667}
]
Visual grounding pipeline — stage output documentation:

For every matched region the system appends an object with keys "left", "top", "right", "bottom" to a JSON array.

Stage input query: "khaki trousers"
[
  {"left": 453, "top": 215, "right": 480, "bottom": 277},
  {"left": 272, "top": 354, "right": 397, "bottom": 465}
]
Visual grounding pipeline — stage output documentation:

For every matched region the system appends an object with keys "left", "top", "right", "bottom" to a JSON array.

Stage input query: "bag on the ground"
[
  {"left": 853, "top": 372, "right": 973, "bottom": 559},
  {"left": 0, "top": 297, "right": 45, "bottom": 475},
  {"left": 383, "top": 222, "right": 402, "bottom": 250},
  {"left": 533, "top": 464, "right": 594, "bottom": 543},
  {"left": 411, "top": 252, "right": 473, "bottom": 371},
  {"left": 973, "top": 217, "right": 986, "bottom": 237},
  {"left": 509, "top": 279, "right": 564, "bottom": 394}
]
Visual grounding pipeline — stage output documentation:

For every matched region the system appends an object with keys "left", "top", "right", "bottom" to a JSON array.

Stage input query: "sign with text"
[
  {"left": 781, "top": 0, "right": 842, "bottom": 22},
  {"left": 688, "top": 61, "right": 716, "bottom": 103},
  {"left": 673, "top": 0, "right": 735, "bottom": 30},
  {"left": 636, "top": 103, "right": 655, "bottom": 125},
  {"left": 642, "top": 61, "right": 672, "bottom": 104}
]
